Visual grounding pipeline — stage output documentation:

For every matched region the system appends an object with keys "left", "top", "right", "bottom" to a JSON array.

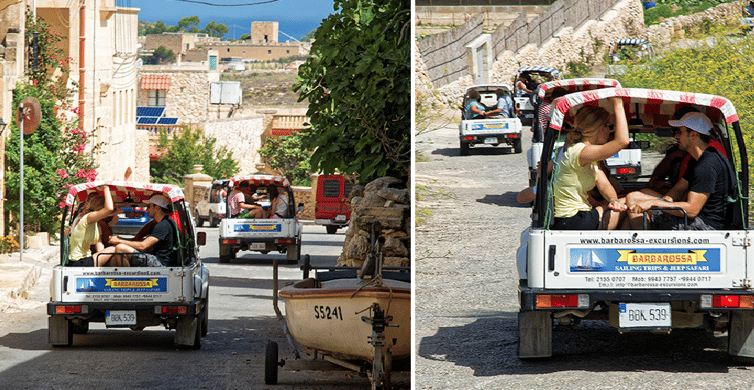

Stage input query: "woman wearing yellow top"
[
  {"left": 68, "top": 186, "right": 121, "bottom": 266},
  {"left": 552, "top": 97, "right": 629, "bottom": 230}
]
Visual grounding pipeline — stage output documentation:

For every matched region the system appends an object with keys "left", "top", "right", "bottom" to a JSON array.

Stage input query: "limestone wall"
[
  {"left": 137, "top": 67, "right": 221, "bottom": 125},
  {"left": 646, "top": 0, "right": 743, "bottom": 51},
  {"left": 292, "top": 186, "right": 314, "bottom": 220},
  {"left": 420, "top": 0, "right": 643, "bottom": 105},
  {"left": 338, "top": 177, "right": 410, "bottom": 268},
  {"left": 417, "top": 14, "right": 485, "bottom": 88},
  {"left": 203, "top": 116, "right": 266, "bottom": 175}
]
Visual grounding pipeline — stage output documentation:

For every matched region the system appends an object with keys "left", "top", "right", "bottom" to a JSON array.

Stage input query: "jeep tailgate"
[
  {"left": 52, "top": 266, "right": 192, "bottom": 303},
  {"left": 528, "top": 230, "right": 751, "bottom": 290}
]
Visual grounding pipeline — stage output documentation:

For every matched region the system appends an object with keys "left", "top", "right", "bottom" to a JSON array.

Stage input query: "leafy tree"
[
  {"left": 178, "top": 16, "right": 201, "bottom": 32},
  {"left": 294, "top": 0, "right": 410, "bottom": 184},
  {"left": 301, "top": 29, "right": 316, "bottom": 42},
  {"left": 151, "top": 126, "right": 239, "bottom": 184},
  {"left": 203, "top": 21, "right": 229, "bottom": 38},
  {"left": 142, "top": 46, "right": 176, "bottom": 65},
  {"left": 239, "top": 34, "right": 251, "bottom": 41},
  {"left": 5, "top": 11, "right": 100, "bottom": 234},
  {"left": 143, "top": 21, "right": 168, "bottom": 35},
  {"left": 258, "top": 132, "right": 313, "bottom": 186}
]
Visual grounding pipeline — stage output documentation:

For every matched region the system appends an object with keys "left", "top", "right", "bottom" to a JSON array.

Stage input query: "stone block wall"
[
  {"left": 137, "top": 67, "right": 220, "bottom": 125},
  {"left": 419, "top": 0, "right": 643, "bottom": 105},
  {"left": 203, "top": 115, "right": 266, "bottom": 175},
  {"left": 292, "top": 186, "right": 314, "bottom": 220},
  {"left": 646, "top": 0, "right": 743, "bottom": 50},
  {"left": 417, "top": 13, "right": 485, "bottom": 88}
]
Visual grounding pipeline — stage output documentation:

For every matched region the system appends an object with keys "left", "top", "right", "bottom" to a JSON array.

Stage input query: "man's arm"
[{"left": 110, "top": 235, "right": 160, "bottom": 252}]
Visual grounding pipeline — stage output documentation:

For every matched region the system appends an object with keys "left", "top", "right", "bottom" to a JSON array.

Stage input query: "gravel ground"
[{"left": 414, "top": 114, "right": 754, "bottom": 389}]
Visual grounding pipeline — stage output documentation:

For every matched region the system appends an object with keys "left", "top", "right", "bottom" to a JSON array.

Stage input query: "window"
[
  {"left": 148, "top": 90, "right": 166, "bottom": 107},
  {"left": 268, "top": 50, "right": 271, "bottom": 54},
  {"left": 286, "top": 50, "right": 290, "bottom": 54}
]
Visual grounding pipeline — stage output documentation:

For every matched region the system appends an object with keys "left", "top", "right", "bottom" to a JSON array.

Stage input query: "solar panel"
[
  {"left": 157, "top": 117, "right": 178, "bottom": 125},
  {"left": 137, "top": 117, "right": 158, "bottom": 124},
  {"left": 136, "top": 107, "right": 165, "bottom": 117}
]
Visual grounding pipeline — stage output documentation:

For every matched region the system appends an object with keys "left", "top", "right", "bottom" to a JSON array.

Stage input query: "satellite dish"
[{"left": 16, "top": 97, "right": 41, "bottom": 134}]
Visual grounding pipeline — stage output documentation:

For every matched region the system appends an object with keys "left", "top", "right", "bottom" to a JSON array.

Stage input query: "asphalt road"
[
  {"left": 415, "top": 119, "right": 754, "bottom": 389},
  {"left": 0, "top": 224, "right": 409, "bottom": 389}
]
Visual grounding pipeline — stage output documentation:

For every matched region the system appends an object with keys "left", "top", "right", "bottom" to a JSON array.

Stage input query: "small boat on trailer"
[{"left": 266, "top": 222, "right": 411, "bottom": 390}]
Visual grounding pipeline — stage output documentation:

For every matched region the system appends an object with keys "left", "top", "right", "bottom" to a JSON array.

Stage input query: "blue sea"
[{"left": 120, "top": 0, "right": 337, "bottom": 41}]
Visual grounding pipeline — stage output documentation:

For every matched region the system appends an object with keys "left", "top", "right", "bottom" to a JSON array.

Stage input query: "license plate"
[
  {"left": 335, "top": 215, "right": 346, "bottom": 222},
  {"left": 106, "top": 310, "right": 136, "bottom": 326},
  {"left": 619, "top": 303, "right": 671, "bottom": 328},
  {"left": 484, "top": 137, "right": 498, "bottom": 144},
  {"left": 250, "top": 242, "right": 266, "bottom": 250},
  {"left": 525, "top": 114, "right": 534, "bottom": 118}
]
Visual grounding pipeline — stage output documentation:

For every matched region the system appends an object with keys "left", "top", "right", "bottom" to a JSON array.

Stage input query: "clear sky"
[{"left": 119, "top": 0, "right": 339, "bottom": 40}]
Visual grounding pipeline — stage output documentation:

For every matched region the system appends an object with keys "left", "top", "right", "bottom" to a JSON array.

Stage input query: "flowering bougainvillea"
[{"left": 4, "top": 9, "right": 101, "bottom": 233}]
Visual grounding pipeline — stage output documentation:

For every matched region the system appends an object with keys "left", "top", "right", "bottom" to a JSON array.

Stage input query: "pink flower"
[
  {"left": 72, "top": 107, "right": 79, "bottom": 114},
  {"left": 55, "top": 169, "right": 69, "bottom": 179},
  {"left": 58, "top": 201, "right": 66, "bottom": 209}
]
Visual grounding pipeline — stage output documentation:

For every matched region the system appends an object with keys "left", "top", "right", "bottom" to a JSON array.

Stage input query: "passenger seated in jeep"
[
  {"left": 487, "top": 88, "right": 514, "bottom": 118},
  {"left": 464, "top": 90, "right": 491, "bottom": 120},
  {"left": 268, "top": 186, "right": 289, "bottom": 219},
  {"left": 551, "top": 97, "right": 629, "bottom": 230},
  {"left": 623, "top": 112, "right": 735, "bottom": 230},
  {"left": 104, "top": 194, "right": 178, "bottom": 267}
]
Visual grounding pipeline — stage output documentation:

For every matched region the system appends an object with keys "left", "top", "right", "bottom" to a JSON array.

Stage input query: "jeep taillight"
[
  {"left": 55, "top": 305, "right": 85, "bottom": 314},
  {"left": 702, "top": 295, "right": 754, "bottom": 309},
  {"left": 535, "top": 294, "right": 589, "bottom": 308}
]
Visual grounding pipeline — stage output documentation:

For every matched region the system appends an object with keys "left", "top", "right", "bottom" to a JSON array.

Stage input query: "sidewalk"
[{"left": 0, "top": 244, "right": 59, "bottom": 312}]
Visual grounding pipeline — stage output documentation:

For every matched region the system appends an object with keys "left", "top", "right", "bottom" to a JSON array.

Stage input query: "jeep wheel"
[
  {"left": 326, "top": 225, "right": 338, "bottom": 234},
  {"left": 513, "top": 138, "right": 522, "bottom": 154},
  {"left": 460, "top": 141, "right": 469, "bottom": 156},
  {"left": 194, "top": 210, "right": 204, "bottom": 227}
]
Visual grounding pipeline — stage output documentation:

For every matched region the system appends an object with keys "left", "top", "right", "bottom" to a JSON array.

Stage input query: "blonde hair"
[
  {"left": 86, "top": 192, "right": 105, "bottom": 212},
  {"left": 568, "top": 105, "right": 610, "bottom": 144}
]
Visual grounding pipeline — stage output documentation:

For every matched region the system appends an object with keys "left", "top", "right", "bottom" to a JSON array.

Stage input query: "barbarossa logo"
[
  {"left": 105, "top": 279, "right": 161, "bottom": 288},
  {"left": 249, "top": 224, "right": 278, "bottom": 230},
  {"left": 617, "top": 250, "right": 707, "bottom": 265}
]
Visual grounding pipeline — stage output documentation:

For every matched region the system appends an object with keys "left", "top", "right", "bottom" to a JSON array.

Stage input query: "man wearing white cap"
[
  {"left": 626, "top": 111, "right": 734, "bottom": 230},
  {"left": 106, "top": 194, "right": 177, "bottom": 266}
]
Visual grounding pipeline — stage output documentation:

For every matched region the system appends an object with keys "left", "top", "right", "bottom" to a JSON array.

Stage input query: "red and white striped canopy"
[
  {"left": 229, "top": 174, "right": 290, "bottom": 187},
  {"left": 550, "top": 88, "right": 738, "bottom": 131},
  {"left": 537, "top": 78, "right": 621, "bottom": 100},
  {"left": 63, "top": 181, "right": 184, "bottom": 207}
]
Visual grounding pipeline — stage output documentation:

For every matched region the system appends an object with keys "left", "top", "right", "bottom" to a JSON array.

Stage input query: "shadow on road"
[
  {"left": 432, "top": 146, "right": 518, "bottom": 157},
  {"left": 477, "top": 192, "right": 530, "bottom": 208},
  {"left": 418, "top": 311, "right": 734, "bottom": 377}
]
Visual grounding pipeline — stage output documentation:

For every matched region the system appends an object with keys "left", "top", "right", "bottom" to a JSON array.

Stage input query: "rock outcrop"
[{"left": 337, "top": 177, "right": 410, "bottom": 268}]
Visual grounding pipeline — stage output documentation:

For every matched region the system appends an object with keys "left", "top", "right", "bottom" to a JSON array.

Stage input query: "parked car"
[
  {"left": 314, "top": 174, "right": 354, "bottom": 234},
  {"left": 195, "top": 180, "right": 228, "bottom": 227},
  {"left": 111, "top": 206, "right": 149, "bottom": 236}
]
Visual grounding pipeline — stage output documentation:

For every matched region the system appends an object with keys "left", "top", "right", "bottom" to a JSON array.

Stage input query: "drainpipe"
[{"left": 78, "top": 0, "right": 85, "bottom": 130}]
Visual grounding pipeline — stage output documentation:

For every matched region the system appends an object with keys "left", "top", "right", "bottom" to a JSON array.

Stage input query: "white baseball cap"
[
  {"left": 143, "top": 194, "right": 170, "bottom": 209},
  {"left": 668, "top": 112, "right": 713, "bottom": 135}
]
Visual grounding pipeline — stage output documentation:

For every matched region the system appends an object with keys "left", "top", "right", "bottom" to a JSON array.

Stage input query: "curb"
[{"left": 0, "top": 245, "right": 59, "bottom": 312}]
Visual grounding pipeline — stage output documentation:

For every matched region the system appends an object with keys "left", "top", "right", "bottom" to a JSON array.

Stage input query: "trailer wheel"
[
  {"left": 265, "top": 341, "right": 279, "bottom": 385},
  {"left": 460, "top": 141, "right": 469, "bottom": 156},
  {"left": 518, "top": 310, "right": 552, "bottom": 358},
  {"left": 326, "top": 225, "right": 338, "bottom": 234}
]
